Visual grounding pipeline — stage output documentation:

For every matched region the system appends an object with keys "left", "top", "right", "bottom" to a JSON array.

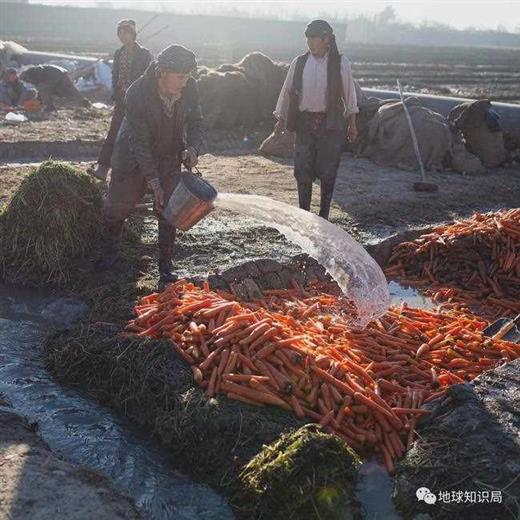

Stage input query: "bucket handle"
[{"left": 185, "top": 166, "right": 202, "bottom": 177}]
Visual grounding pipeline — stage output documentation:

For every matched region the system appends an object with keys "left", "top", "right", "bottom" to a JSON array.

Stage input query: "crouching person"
[
  {"left": 97, "top": 44, "right": 203, "bottom": 290},
  {"left": 20, "top": 64, "right": 90, "bottom": 111},
  {"left": 0, "top": 67, "right": 38, "bottom": 111},
  {"left": 274, "top": 19, "right": 358, "bottom": 220}
]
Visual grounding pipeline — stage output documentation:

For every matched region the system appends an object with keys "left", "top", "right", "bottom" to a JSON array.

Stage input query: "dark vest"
[{"left": 286, "top": 52, "right": 346, "bottom": 132}]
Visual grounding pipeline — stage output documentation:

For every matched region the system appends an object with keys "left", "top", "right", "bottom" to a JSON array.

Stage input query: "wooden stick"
[{"left": 397, "top": 79, "right": 426, "bottom": 182}]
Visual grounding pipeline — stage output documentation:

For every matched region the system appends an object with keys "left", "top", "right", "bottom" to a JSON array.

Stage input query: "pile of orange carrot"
[
  {"left": 127, "top": 279, "right": 520, "bottom": 473},
  {"left": 385, "top": 209, "right": 520, "bottom": 320}
]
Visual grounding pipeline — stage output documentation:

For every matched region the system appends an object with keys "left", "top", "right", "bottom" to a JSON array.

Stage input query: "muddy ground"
[
  {"left": 2, "top": 146, "right": 519, "bottom": 242},
  {"left": 0, "top": 397, "right": 140, "bottom": 520}
]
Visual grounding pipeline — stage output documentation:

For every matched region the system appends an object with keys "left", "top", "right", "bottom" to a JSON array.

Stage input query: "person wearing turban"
[
  {"left": 89, "top": 19, "right": 153, "bottom": 180},
  {"left": 274, "top": 19, "right": 358, "bottom": 220},
  {"left": 98, "top": 44, "right": 203, "bottom": 289}
]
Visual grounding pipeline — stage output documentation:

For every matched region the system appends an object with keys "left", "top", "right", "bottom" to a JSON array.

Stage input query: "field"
[{"left": 1, "top": 34, "right": 520, "bottom": 520}]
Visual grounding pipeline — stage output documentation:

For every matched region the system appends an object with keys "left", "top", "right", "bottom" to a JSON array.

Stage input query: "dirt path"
[
  {"left": 0, "top": 400, "right": 140, "bottom": 520},
  {"left": 200, "top": 152, "right": 520, "bottom": 238},
  {"left": 2, "top": 152, "right": 519, "bottom": 241}
]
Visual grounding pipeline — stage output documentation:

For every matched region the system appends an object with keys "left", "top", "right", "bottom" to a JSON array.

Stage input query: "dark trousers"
[
  {"left": 98, "top": 99, "right": 125, "bottom": 167},
  {"left": 103, "top": 160, "right": 181, "bottom": 265},
  {"left": 294, "top": 112, "right": 345, "bottom": 219},
  {"left": 39, "top": 74, "right": 89, "bottom": 111}
]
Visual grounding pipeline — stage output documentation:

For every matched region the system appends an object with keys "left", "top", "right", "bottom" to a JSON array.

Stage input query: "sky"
[{"left": 27, "top": 1, "right": 520, "bottom": 32}]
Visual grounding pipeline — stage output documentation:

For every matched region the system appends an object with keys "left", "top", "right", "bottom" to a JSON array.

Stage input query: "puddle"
[
  {"left": 388, "top": 281, "right": 436, "bottom": 310},
  {"left": 357, "top": 459, "right": 401, "bottom": 520},
  {"left": 0, "top": 283, "right": 233, "bottom": 520}
]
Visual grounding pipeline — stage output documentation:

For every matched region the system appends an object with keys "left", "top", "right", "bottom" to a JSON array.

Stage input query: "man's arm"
[
  {"left": 125, "top": 86, "right": 159, "bottom": 182},
  {"left": 0, "top": 82, "right": 13, "bottom": 108},
  {"left": 273, "top": 58, "right": 297, "bottom": 132},
  {"left": 141, "top": 49, "right": 153, "bottom": 74},
  {"left": 185, "top": 78, "right": 204, "bottom": 154},
  {"left": 112, "top": 49, "right": 120, "bottom": 100},
  {"left": 340, "top": 56, "right": 359, "bottom": 141}
]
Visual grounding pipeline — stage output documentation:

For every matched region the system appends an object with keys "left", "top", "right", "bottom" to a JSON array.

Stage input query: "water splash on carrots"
[{"left": 214, "top": 193, "right": 390, "bottom": 328}]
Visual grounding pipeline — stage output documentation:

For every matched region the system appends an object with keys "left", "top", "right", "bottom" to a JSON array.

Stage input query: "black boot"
[
  {"left": 95, "top": 219, "right": 123, "bottom": 271},
  {"left": 158, "top": 259, "right": 179, "bottom": 291},
  {"left": 297, "top": 181, "right": 312, "bottom": 211},
  {"left": 319, "top": 181, "right": 335, "bottom": 220},
  {"left": 158, "top": 219, "right": 178, "bottom": 291}
]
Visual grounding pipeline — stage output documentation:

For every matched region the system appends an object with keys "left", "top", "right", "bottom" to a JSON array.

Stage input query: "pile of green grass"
[
  {"left": 0, "top": 161, "right": 103, "bottom": 286},
  {"left": 237, "top": 424, "right": 362, "bottom": 519}
]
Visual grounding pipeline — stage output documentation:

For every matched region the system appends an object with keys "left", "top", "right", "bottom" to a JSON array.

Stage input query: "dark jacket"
[
  {"left": 112, "top": 42, "right": 152, "bottom": 100},
  {"left": 19, "top": 65, "right": 67, "bottom": 87},
  {"left": 0, "top": 79, "right": 32, "bottom": 106},
  {"left": 287, "top": 52, "right": 345, "bottom": 132},
  {"left": 112, "top": 61, "right": 204, "bottom": 182}
]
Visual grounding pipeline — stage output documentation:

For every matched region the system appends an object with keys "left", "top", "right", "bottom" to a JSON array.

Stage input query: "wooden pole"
[{"left": 397, "top": 79, "right": 426, "bottom": 182}]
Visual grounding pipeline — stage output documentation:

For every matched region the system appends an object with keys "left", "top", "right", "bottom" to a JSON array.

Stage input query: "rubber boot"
[
  {"left": 297, "top": 181, "right": 313, "bottom": 211},
  {"left": 95, "top": 219, "right": 123, "bottom": 271},
  {"left": 158, "top": 220, "right": 178, "bottom": 291},
  {"left": 319, "top": 181, "right": 335, "bottom": 221}
]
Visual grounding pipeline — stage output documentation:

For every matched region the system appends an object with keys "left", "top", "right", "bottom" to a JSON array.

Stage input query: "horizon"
[{"left": 26, "top": 1, "right": 520, "bottom": 34}]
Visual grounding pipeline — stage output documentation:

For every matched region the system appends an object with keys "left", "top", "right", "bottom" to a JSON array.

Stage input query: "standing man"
[
  {"left": 89, "top": 19, "right": 153, "bottom": 181},
  {"left": 0, "top": 67, "right": 38, "bottom": 111},
  {"left": 274, "top": 19, "right": 358, "bottom": 220},
  {"left": 20, "top": 64, "right": 91, "bottom": 111},
  {"left": 97, "top": 45, "right": 203, "bottom": 290}
]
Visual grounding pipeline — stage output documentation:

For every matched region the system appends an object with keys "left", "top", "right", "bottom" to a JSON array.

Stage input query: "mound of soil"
[
  {"left": 238, "top": 424, "right": 361, "bottom": 520},
  {"left": 0, "top": 404, "right": 140, "bottom": 520},
  {"left": 394, "top": 359, "right": 520, "bottom": 519}
]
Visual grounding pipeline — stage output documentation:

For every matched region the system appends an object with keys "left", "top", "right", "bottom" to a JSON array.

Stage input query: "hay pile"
[
  {"left": 197, "top": 69, "right": 254, "bottom": 129},
  {"left": 196, "top": 52, "right": 287, "bottom": 130},
  {"left": 237, "top": 424, "right": 361, "bottom": 520},
  {"left": 235, "top": 52, "right": 288, "bottom": 122},
  {"left": 0, "top": 161, "right": 102, "bottom": 286}
]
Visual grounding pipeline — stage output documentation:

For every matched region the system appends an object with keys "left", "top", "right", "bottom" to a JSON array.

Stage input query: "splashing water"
[{"left": 214, "top": 193, "right": 390, "bottom": 328}]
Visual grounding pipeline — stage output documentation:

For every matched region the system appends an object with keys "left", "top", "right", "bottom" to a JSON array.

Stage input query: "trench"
[{"left": 0, "top": 283, "right": 234, "bottom": 520}]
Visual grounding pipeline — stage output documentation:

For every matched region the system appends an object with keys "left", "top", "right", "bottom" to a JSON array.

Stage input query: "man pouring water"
[
  {"left": 274, "top": 19, "right": 358, "bottom": 220},
  {"left": 97, "top": 44, "right": 203, "bottom": 289}
]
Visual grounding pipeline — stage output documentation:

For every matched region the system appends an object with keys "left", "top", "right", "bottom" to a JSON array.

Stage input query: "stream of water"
[
  {"left": 0, "top": 284, "right": 233, "bottom": 520},
  {"left": 214, "top": 193, "right": 390, "bottom": 328}
]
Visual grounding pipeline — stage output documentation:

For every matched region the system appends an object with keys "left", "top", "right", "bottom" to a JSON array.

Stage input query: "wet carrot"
[
  {"left": 392, "top": 407, "right": 431, "bottom": 416},
  {"left": 207, "top": 367, "right": 218, "bottom": 397},
  {"left": 227, "top": 392, "right": 263, "bottom": 407}
]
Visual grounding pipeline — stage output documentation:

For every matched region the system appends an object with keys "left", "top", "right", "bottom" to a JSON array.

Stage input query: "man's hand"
[
  {"left": 274, "top": 119, "right": 285, "bottom": 136},
  {"left": 347, "top": 123, "right": 358, "bottom": 143},
  {"left": 182, "top": 146, "right": 198, "bottom": 169},
  {"left": 148, "top": 178, "right": 165, "bottom": 211}
]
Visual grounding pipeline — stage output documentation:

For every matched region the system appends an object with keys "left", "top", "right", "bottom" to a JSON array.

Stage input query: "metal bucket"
[{"left": 162, "top": 170, "right": 218, "bottom": 231}]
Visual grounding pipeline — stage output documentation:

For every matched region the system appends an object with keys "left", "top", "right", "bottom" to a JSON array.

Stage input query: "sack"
[
  {"left": 465, "top": 123, "right": 506, "bottom": 168},
  {"left": 485, "top": 109, "right": 502, "bottom": 132},
  {"left": 259, "top": 131, "right": 295, "bottom": 158},
  {"left": 451, "top": 143, "right": 486, "bottom": 175}
]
